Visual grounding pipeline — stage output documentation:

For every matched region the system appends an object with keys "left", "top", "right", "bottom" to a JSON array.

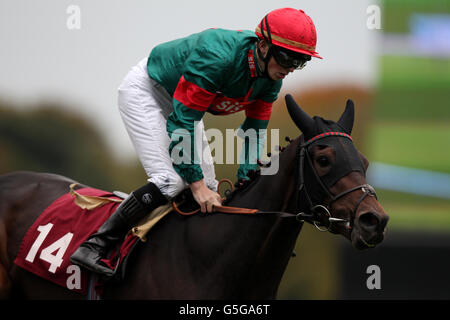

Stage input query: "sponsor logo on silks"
[
  {"left": 213, "top": 100, "right": 245, "bottom": 114},
  {"left": 209, "top": 95, "right": 255, "bottom": 115}
]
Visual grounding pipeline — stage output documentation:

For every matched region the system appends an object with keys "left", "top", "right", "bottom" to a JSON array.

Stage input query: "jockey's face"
[
  {"left": 257, "top": 40, "right": 296, "bottom": 81},
  {"left": 267, "top": 55, "right": 295, "bottom": 81}
]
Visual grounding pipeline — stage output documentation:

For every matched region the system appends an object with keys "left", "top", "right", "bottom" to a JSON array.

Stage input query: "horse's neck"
[
  {"left": 239, "top": 216, "right": 302, "bottom": 298},
  {"left": 136, "top": 143, "right": 303, "bottom": 299},
  {"left": 220, "top": 140, "right": 303, "bottom": 298},
  {"left": 228, "top": 138, "right": 299, "bottom": 212}
]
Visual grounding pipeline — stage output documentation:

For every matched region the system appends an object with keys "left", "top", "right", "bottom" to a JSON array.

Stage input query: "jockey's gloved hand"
[
  {"left": 236, "top": 164, "right": 261, "bottom": 189},
  {"left": 246, "top": 169, "right": 261, "bottom": 180}
]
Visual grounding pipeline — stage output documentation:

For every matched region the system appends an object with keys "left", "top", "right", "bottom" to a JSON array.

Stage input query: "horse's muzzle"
[{"left": 352, "top": 211, "right": 389, "bottom": 249}]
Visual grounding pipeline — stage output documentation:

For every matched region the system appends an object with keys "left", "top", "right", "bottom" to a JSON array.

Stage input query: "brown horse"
[{"left": 0, "top": 95, "right": 388, "bottom": 299}]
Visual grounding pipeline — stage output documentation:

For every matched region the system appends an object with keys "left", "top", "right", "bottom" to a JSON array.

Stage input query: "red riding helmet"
[{"left": 255, "top": 8, "right": 322, "bottom": 59}]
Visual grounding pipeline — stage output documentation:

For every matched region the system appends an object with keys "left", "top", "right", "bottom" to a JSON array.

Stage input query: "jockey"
[{"left": 71, "top": 7, "right": 322, "bottom": 276}]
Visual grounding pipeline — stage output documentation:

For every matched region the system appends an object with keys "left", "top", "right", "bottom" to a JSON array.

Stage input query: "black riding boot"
[{"left": 70, "top": 182, "right": 167, "bottom": 276}]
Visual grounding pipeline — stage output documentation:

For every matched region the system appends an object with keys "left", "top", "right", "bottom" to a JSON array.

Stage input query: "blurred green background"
[
  {"left": 370, "top": 0, "right": 450, "bottom": 232},
  {"left": 0, "top": 0, "right": 449, "bottom": 299},
  {"left": 280, "top": 0, "right": 450, "bottom": 299}
]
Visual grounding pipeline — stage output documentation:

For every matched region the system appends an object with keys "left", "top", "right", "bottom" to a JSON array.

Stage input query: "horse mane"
[
  {"left": 222, "top": 172, "right": 261, "bottom": 205},
  {"left": 222, "top": 136, "right": 297, "bottom": 205}
]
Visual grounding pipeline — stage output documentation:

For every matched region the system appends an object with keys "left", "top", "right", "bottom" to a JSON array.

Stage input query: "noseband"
[{"left": 295, "top": 132, "right": 378, "bottom": 232}]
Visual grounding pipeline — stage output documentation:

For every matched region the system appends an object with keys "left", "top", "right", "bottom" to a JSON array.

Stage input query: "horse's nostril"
[{"left": 359, "top": 212, "right": 379, "bottom": 229}]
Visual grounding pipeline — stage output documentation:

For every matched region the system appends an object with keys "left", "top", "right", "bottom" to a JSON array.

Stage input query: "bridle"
[
  {"left": 172, "top": 131, "right": 378, "bottom": 235},
  {"left": 294, "top": 132, "right": 378, "bottom": 232}
]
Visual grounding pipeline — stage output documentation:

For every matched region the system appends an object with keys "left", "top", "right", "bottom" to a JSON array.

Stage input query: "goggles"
[{"left": 271, "top": 46, "right": 311, "bottom": 70}]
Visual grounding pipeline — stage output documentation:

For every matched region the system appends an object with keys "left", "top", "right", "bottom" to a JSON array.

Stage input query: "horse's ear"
[
  {"left": 285, "top": 94, "right": 314, "bottom": 136},
  {"left": 337, "top": 99, "right": 355, "bottom": 134}
]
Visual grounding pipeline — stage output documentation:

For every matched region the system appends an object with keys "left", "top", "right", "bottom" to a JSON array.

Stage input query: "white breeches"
[{"left": 117, "top": 58, "right": 218, "bottom": 199}]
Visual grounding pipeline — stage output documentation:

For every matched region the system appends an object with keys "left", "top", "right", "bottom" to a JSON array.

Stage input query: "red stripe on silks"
[
  {"left": 245, "top": 100, "right": 273, "bottom": 120},
  {"left": 173, "top": 75, "right": 216, "bottom": 111}
]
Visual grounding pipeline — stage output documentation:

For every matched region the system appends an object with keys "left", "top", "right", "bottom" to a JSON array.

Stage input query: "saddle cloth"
[{"left": 14, "top": 184, "right": 172, "bottom": 295}]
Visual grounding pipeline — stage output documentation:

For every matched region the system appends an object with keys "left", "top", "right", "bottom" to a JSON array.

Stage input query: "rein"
[
  {"left": 172, "top": 179, "right": 259, "bottom": 216},
  {"left": 172, "top": 132, "right": 377, "bottom": 234}
]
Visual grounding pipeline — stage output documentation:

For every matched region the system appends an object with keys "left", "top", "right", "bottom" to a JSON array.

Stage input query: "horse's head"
[{"left": 285, "top": 94, "right": 389, "bottom": 250}]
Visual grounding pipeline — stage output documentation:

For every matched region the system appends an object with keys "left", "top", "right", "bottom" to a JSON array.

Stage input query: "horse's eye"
[{"left": 317, "top": 156, "right": 330, "bottom": 167}]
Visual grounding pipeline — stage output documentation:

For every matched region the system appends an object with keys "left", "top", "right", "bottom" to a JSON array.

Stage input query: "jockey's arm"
[
  {"left": 166, "top": 47, "right": 231, "bottom": 211},
  {"left": 167, "top": 101, "right": 222, "bottom": 212},
  {"left": 236, "top": 98, "right": 274, "bottom": 181}
]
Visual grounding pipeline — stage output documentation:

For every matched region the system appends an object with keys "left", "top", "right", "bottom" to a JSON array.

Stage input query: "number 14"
[{"left": 25, "top": 223, "right": 74, "bottom": 273}]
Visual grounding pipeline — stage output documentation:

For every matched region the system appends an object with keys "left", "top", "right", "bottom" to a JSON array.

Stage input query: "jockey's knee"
[{"left": 149, "top": 175, "right": 187, "bottom": 200}]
